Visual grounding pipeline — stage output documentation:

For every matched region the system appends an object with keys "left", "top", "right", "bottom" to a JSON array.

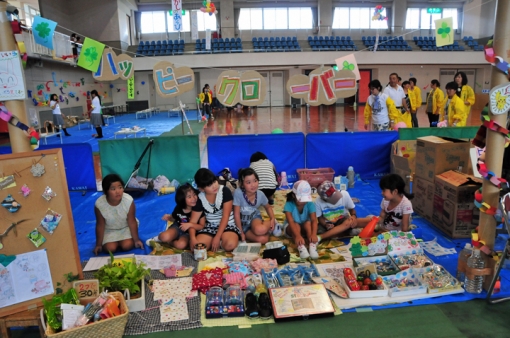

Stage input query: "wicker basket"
[
  {"left": 297, "top": 168, "right": 335, "bottom": 188},
  {"left": 43, "top": 292, "right": 129, "bottom": 338}
]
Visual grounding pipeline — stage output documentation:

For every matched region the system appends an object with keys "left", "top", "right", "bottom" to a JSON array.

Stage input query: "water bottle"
[
  {"left": 347, "top": 166, "right": 355, "bottom": 188},
  {"left": 456, "top": 243, "right": 472, "bottom": 282},
  {"left": 464, "top": 248, "right": 485, "bottom": 294}
]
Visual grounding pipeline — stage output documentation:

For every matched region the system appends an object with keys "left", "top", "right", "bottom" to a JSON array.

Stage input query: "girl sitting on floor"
[
  {"left": 189, "top": 168, "right": 240, "bottom": 252},
  {"left": 147, "top": 184, "right": 205, "bottom": 249},
  {"left": 233, "top": 168, "right": 276, "bottom": 244},
  {"left": 94, "top": 174, "right": 144, "bottom": 255},
  {"left": 283, "top": 180, "right": 319, "bottom": 260},
  {"left": 377, "top": 174, "right": 414, "bottom": 232}
]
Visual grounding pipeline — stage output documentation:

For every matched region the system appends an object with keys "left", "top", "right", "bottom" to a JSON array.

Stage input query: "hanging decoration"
[
  {"left": 77, "top": 38, "right": 105, "bottom": 73},
  {"left": 92, "top": 48, "right": 134, "bottom": 81},
  {"left": 484, "top": 41, "right": 510, "bottom": 75},
  {"left": 287, "top": 68, "right": 357, "bottom": 106},
  {"left": 0, "top": 51, "right": 26, "bottom": 101},
  {"left": 372, "top": 5, "right": 387, "bottom": 21},
  {"left": 0, "top": 104, "right": 40, "bottom": 149},
  {"left": 214, "top": 70, "right": 266, "bottom": 107},
  {"left": 335, "top": 54, "right": 361, "bottom": 81},
  {"left": 152, "top": 61, "right": 194, "bottom": 99},
  {"left": 127, "top": 75, "right": 135, "bottom": 99},
  {"left": 172, "top": 0, "right": 183, "bottom": 31},
  {"left": 200, "top": 0, "right": 217, "bottom": 15},
  {"left": 32, "top": 16, "right": 58, "bottom": 50},
  {"left": 434, "top": 17, "right": 454, "bottom": 47}
]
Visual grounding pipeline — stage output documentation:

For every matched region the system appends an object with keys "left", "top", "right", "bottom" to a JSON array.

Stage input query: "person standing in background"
[
  {"left": 408, "top": 77, "right": 421, "bottom": 127},
  {"left": 454, "top": 71, "right": 475, "bottom": 122},
  {"left": 383, "top": 73, "right": 406, "bottom": 115},
  {"left": 49, "top": 94, "right": 71, "bottom": 136},
  {"left": 426, "top": 80, "right": 444, "bottom": 127},
  {"left": 89, "top": 90, "right": 103, "bottom": 138}
]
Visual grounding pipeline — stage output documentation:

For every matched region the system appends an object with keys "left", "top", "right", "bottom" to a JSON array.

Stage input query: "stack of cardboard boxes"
[{"left": 391, "top": 136, "right": 482, "bottom": 238}]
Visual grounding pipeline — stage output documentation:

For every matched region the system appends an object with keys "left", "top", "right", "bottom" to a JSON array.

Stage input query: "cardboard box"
[
  {"left": 415, "top": 136, "right": 470, "bottom": 183},
  {"left": 390, "top": 140, "right": 417, "bottom": 194},
  {"left": 431, "top": 170, "right": 482, "bottom": 238},
  {"left": 413, "top": 176, "right": 435, "bottom": 221}
]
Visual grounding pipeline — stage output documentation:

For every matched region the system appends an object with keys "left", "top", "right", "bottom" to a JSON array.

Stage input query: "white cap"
[
  {"left": 464, "top": 243, "right": 472, "bottom": 249},
  {"left": 292, "top": 180, "right": 312, "bottom": 202}
]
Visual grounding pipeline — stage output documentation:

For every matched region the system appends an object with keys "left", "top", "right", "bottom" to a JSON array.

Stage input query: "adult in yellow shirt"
[
  {"left": 364, "top": 80, "right": 400, "bottom": 131},
  {"left": 454, "top": 71, "right": 475, "bottom": 120},
  {"left": 440, "top": 82, "right": 467, "bottom": 127},
  {"left": 425, "top": 79, "right": 445, "bottom": 127},
  {"left": 399, "top": 81, "right": 413, "bottom": 128},
  {"left": 408, "top": 77, "right": 421, "bottom": 127}
]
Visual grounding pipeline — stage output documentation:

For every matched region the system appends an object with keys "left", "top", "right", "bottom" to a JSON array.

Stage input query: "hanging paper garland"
[{"left": 484, "top": 39, "right": 510, "bottom": 75}]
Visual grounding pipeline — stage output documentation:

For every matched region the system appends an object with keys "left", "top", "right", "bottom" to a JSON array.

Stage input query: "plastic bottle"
[
  {"left": 464, "top": 248, "right": 485, "bottom": 294},
  {"left": 456, "top": 243, "right": 472, "bottom": 282},
  {"left": 347, "top": 166, "right": 355, "bottom": 188}
]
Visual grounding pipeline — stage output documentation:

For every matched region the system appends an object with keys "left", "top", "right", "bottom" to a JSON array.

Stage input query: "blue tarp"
[
  {"left": 207, "top": 133, "right": 306, "bottom": 183},
  {"left": 306, "top": 131, "right": 399, "bottom": 179}
]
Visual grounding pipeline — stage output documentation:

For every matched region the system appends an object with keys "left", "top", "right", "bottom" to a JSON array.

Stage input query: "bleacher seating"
[
  {"left": 362, "top": 35, "right": 410, "bottom": 51},
  {"left": 412, "top": 36, "right": 470, "bottom": 51},
  {"left": 308, "top": 36, "right": 356, "bottom": 52},
  {"left": 253, "top": 36, "right": 301, "bottom": 52},
  {"left": 136, "top": 39, "right": 184, "bottom": 57}
]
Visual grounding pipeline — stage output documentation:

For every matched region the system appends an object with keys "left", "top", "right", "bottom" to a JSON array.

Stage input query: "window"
[
  {"left": 167, "top": 11, "right": 190, "bottom": 32},
  {"left": 141, "top": 11, "right": 166, "bottom": 33},
  {"left": 405, "top": 8, "right": 458, "bottom": 30},
  {"left": 332, "top": 7, "right": 388, "bottom": 29},
  {"left": 238, "top": 7, "right": 311, "bottom": 30},
  {"left": 197, "top": 11, "right": 217, "bottom": 31},
  {"left": 23, "top": 4, "right": 40, "bottom": 27}
]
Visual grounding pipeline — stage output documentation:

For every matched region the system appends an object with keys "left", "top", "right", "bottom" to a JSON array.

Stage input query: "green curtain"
[{"left": 99, "top": 135, "right": 200, "bottom": 184}]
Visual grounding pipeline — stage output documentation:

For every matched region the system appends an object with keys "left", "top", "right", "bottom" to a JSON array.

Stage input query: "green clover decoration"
[
  {"left": 83, "top": 47, "right": 99, "bottom": 66},
  {"left": 35, "top": 22, "right": 51, "bottom": 41},
  {"left": 342, "top": 61, "right": 355, "bottom": 71},
  {"left": 437, "top": 22, "right": 451, "bottom": 39}
]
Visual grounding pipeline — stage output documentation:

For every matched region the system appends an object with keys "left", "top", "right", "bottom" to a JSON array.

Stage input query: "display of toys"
[
  {"left": 391, "top": 254, "right": 433, "bottom": 270},
  {"left": 261, "top": 263, "right": 319, "bottom": 289},
  {"left": 354, "top": 255, "right": 400, "bottom": 276},
  {"left": 343, "top": 268, "right": 360, "bottom": 291},
  {"left": 382, "top": 269, "right": 428, "bottom": 297},
  {"left": 342, "top": 267, "right": 388, "bottom": 298},
  {"left": 205, "top": 286, "right": 245, "bottom": 318},
  {"left": 418, "top": 264, "right": 462, "bottom": 294}
]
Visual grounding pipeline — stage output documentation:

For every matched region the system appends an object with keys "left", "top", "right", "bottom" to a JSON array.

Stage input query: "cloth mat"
[{"left": 83, "top": 252, "right": 202, "bottom": 335}]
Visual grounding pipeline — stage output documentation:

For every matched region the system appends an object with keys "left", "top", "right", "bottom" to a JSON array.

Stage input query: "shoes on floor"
[
  {"left": 272, "top": 222, "right": 282, "bottom": 237},
  {"left": 145, "top": 235, "right": 161, "bottom": 247},
  {"left": 308, "top": 242, "right": 319, "bottom": 260},
  {"left": 245, "top": 293, "right": 259, "bottom": 319},
  {"left": 298, "top": 245, "right": 310, "bottom": 259},
  {"left": 258, "top": 293, "right": 273, "bottom": 319}
]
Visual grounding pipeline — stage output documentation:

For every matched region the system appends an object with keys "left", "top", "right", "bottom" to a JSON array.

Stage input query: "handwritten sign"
[
  {"left": 127, "top": 75, "right": 135, "bottom": 99},
  {"left": 73, "top": 279, "right": 99, "bottom": 301},
  {"left": 0, "top": 51, "right": 26, "bottom": 101}
]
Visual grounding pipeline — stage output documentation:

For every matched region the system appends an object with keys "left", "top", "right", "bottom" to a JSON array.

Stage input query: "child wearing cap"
[
  {"left": 283, "top": 180, "right": 319, "bottom": 259},
  {"left": 315, "top": 181, "right": 374, "bottom": 242}
]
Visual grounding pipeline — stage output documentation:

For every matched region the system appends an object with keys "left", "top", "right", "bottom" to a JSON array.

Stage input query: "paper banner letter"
[
  {"left": 93, "top": 48, "right": 134, "bottom": 81},
  {"left": 172, "top": 0, "right": 183, "bottom": 31},
  {"left": 286, "top": 68, "right": 356, "bottom": 106},
  {"left": 32, "top": 16, "right": 57, "bottom": 50},
  {"left": 215, "top": 70, "right": 266, "bottom": 107},
  {"left": 127, "top": 76, "right": 135, "bottom": 99},
  {"left": 77, "top": 38, "right": 106, "bottom": 73},
  {"left": 435, "top": 17, "right": 454, "bottom": 47},
  {"left": 152, "top": 61, "right": 194, "bottom": 98},
  {"left": 335, "top": 54, "right": 361, "bottom": 81}
]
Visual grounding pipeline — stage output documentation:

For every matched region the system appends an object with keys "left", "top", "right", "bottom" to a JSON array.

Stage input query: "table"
[
  {"left": 0, "top": 307, "right": 45, "bottom": 338},
  {"left": 103, "top": 115, "right": 115, "bottom": 124},
  {"left": 39, "top": 131, "right": 63, "bottom": 144},
  {"left": 136, "top": 110, "right": 151, "bottom": 119},
  {"left": 114, "top": 128, "right": 146, "bottom": 139},
  {"left": 78, "top": 119, "right": 92, "bottom": 130}
]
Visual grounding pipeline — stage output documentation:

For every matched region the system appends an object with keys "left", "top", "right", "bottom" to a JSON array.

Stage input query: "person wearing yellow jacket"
[
  {"left": 426, "top": 79, "right": 444, "bottom": 127},
  {"left": 440, "top": 82, "right": 467, "bottom": 127},
  {"left": 400, "top": 81, "right": 414, "bottom": 128},
  {"left": 198, "top": 85, "right": 213, "bottom": 121},
  {"left": 364, "top": 80, "right": 400, "bottom": 131},
  {"left": 408, "top": 77, "right": 421, "bottom": 127},
  {"left": 454, "top": 71, "right": 475, "bottom": 119}
]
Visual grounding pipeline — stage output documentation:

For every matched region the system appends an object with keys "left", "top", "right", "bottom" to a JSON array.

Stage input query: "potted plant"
[{"left": 94, "top": 252, "right": 151, "bottom": 312}]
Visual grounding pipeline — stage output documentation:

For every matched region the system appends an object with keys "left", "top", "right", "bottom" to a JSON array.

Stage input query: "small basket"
[
  {"left": 297, "top": 168, "right": 335, "bottom": 188},
  {"left": 43, "top": 292, "right": 129, "bottom": 338}
]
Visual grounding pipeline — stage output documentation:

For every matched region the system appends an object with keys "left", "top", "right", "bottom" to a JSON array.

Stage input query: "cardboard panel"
[
  {"left": 152, "top": 61, "right": 194, "bottom": 99},
  {"left": 214, "top": 70, "right": 266, "bottom": 107},
  {"left": 413, "top": 176, "right": 435, "bottom": 221}
]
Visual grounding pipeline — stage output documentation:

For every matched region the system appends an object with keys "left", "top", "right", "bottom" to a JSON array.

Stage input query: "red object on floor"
[{"left": 359, "top": 216, "right": 379, "bottom": 238}]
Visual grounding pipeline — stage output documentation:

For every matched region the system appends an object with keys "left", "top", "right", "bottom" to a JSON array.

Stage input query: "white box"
[
  {"left": 125, "top": 278, "right": 146, "bottom": 312},
  {"left": 343, "top": 280, "right": 389, "bottom": 299},
  {"left": 382, "top": 269, "right": 428, "bottom": 298}
]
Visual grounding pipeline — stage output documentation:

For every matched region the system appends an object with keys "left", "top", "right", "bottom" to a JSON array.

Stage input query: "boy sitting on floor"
[{"left": 314, "top": 181, "right": 373, "bottom": 241}]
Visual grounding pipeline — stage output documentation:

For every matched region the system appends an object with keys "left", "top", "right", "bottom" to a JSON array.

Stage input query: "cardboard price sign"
[{"left": 73, "top": 279, "right": 100, "bottom": 301}]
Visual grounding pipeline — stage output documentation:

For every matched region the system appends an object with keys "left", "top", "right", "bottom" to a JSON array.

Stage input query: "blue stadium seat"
[
  {"left": 459, "top": 45, "right": 465, "bottom": 51},
  {"left": 236, "top": 38, "right": 241, "bottom": 43},
  {"left": 150, "top": 41, "right": 156, "bottom": 45},
  {"left": 252, "top": 37, "right": 257, "bottom": 42}
]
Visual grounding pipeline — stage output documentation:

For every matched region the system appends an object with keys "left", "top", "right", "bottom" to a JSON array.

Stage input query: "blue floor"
[{"left": 40, "top": 111, "right": 198, "bottom": 153}]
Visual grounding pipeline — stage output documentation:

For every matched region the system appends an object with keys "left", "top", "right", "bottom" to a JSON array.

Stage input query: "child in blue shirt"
[{"left": 283, "top": 180, "right": 319, "bottom": 259}]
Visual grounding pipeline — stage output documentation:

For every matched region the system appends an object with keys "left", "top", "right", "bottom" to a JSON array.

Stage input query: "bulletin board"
[{"left": 0, "top": 149, "right": 83, "bottom": 317}]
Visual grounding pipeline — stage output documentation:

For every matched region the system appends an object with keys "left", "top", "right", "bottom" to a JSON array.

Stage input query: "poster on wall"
[
  {"left": 191, "top": 11, "right": 199, "bottom": 40},
  {"left": 127, "top": 75, "right": 135, "bottom": 99},
  {"left": 172, "top": 0, "right": 183, "bottom": 31},
  {"left": 0, "top": 249, "right": 53, "bottom": 308},
  {"left": 286, "top": 68, "right": 357, "bottom": 106},
  {"left": 0, "top": 51, "right": 26, "bottom": 101},
  {"left": 214, "top": 70, "right": 266, "bottom": 107},
  {"left": 152, "top": 61, "right": 194, "bottom": 98},
  {"left": 93, "top": 48, "right": 134, "bottom": 81}
]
